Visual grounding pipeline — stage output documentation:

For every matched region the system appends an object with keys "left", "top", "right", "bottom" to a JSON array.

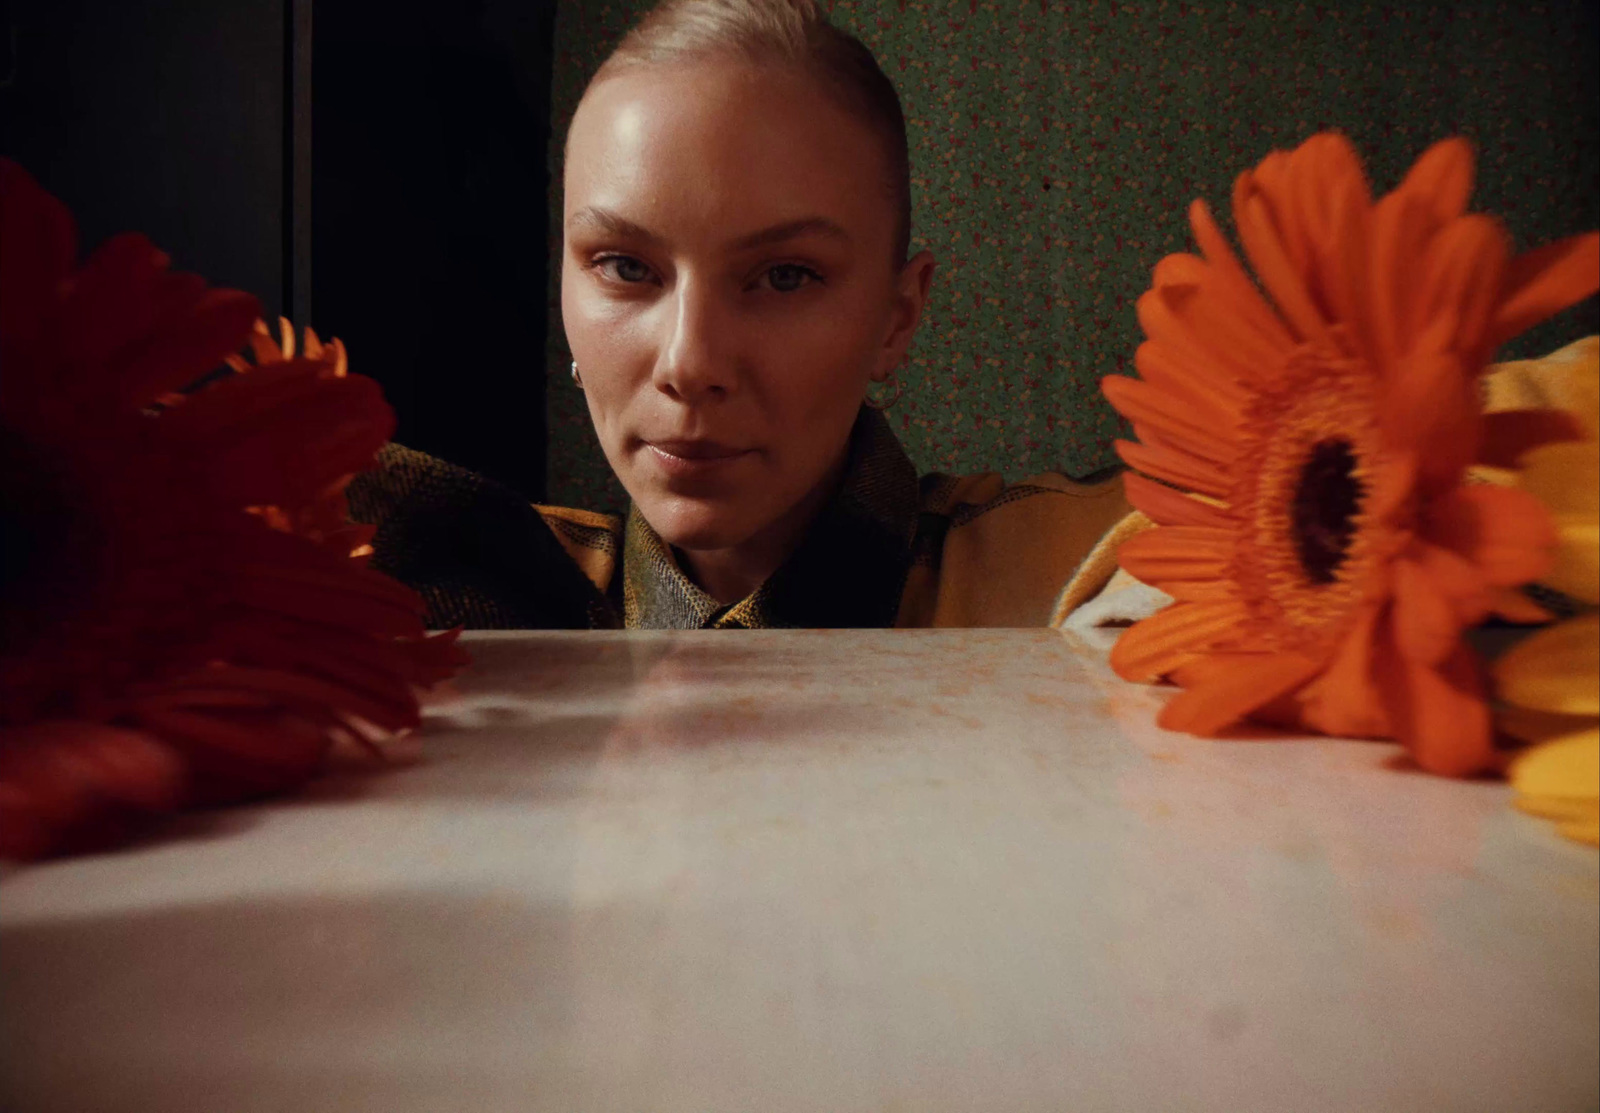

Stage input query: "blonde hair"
[{"left": 588, "top": 0, "right": 912, "bottom": 265}]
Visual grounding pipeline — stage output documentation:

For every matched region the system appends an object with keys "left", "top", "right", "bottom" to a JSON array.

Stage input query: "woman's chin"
[{"left": 636, "top": 492, "right": 764, "bottom": 553}]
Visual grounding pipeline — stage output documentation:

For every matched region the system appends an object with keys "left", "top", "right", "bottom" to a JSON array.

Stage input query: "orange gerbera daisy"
[
  {"left": 0, "top": 160, "right": 468, "bottom": 858},
  {"left": 1101, "top": 133, "right": 1599, "bottom": 776}
]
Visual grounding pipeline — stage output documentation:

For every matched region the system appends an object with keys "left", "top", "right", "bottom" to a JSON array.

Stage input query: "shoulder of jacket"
[{"left": 920, "top": 469, "right": 1126, "bottom": 526}]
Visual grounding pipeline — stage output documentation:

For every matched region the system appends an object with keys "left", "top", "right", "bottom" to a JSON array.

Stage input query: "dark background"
[{"left": 0, "top": 0, "right": 557, "bottom": 499}]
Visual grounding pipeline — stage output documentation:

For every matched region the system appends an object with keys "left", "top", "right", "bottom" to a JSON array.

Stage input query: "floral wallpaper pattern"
[{"left": 545, "top": 0, "right": 1599, "bottom": 513}]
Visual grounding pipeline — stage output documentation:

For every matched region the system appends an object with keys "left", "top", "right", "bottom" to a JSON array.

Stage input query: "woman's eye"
[
  {"left": 596, "top": 255, "right": 654, "bottom": 284},
  {"left": 762, "top": 264, "right": 821, "bottom": 293}
]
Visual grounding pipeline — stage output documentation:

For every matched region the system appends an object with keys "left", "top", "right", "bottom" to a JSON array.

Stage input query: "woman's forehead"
[{"left": 564, "top": 61, "right": 894, "bottom": 246}]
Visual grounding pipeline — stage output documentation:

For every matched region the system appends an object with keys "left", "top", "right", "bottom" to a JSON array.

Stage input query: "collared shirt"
[{"left": 349, "top": 407, "right": 1131, "bottom": 630}]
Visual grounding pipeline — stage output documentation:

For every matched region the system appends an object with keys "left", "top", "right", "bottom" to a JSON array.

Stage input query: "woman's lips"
[{"left": 643, "top": 439, "right": 756, "bottom": 479}]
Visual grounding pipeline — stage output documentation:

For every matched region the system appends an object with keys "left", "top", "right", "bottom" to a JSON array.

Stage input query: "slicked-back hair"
[{"left": 586, "top": 0, "right": 912, "bottom": 266}]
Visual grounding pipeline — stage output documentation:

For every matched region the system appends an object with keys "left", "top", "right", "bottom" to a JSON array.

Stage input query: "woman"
[{"left": 350, "top": 0, "right": 1133, "bottom": 629}]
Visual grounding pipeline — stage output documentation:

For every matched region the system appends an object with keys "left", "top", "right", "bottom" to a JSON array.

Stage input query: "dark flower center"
[{"left": 1291, "top": 438, "right": 1365, "bottom": 586}]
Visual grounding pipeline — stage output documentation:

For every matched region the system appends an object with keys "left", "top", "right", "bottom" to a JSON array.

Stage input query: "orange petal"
[
  {"left": 1485, "top": 233, "right": 1600, "bottom": 352},
  {"left": 1384, "top": 641, "right": 1494, "bottom": 777},
  {"left": 1122, "top": 471, "right": 1234, "bottom": 529},
  {"left": 1486, "top": 587, "right": 1551, "bottom": 625},
  {"left": 1411, "top": 540, "right": 1497, "bottom": 626},
  {"left": 1296, "top": 603, "right": 1395, "bottom": 739},
  {"left": 1413, "top": 213, "right": 1509, "bottom": 359},
  {"left": 1152, "top": 252, "right": 1207, "bottom": 288},
  {"left": 1134, "top": 339, "right": 1250, "bottom": 419},
  {"left": 1477, "top": 408, "right": 1588, "bottom": 468},
  {"left": 1137, "top": 282, "right": 1289, "bottom": 389},
  {"left": 1109, "top": 599, "right": 1253, "bottom": 682},
  {"left": 1392, "top": 556, "right": 1464, "bottom": 666},
  {"left": 1423, "top": 483, "right": 1556, "bottom": 586},
  {"left": 1164, "top": 579, "right": 1241, "bottom": 603},
  {"left": 1115, "top": 439, "right": 1232, "bottom": 499},
  {"left": 1301, "top": 150, "right": 1375, "bottom": 350},
  {"left": 1158, "top": 650, "right": 1324, "bottom": 736},
  {"left": 1368, "top": 190, "right": 1436, "bottom": 369},
  {"left": 1396, "top": 137, "right": 1475, "bottom": 225},
  {"left": 1237, "top": 151, "right": 1312, "bottom": 276},
  {"left": 1118, "top": 525, "right": 1235, "bottom": 584},
  {"left": 1102, "top": 375, "right": 1237, "bottom": 464},
  {"left": 1186, "top": 199, "right": 1298, "bottom": 357},
  {"left": 1236, "top": 192, "right": 1330, "bottom": 344},
  {"left": 1381, "top": 348, "right": 1479, "bottom": 491}
]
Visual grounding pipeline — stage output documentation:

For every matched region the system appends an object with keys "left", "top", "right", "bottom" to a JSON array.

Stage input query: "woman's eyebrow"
[
  {"left": 567, "top": 207, "right": 849, "bottom": 252},
  {"left": 567, "top": 206, "right": 661, "bottom": 245},
  {"left": 727, "top": 217, "right": 850, "bottom": 251}
]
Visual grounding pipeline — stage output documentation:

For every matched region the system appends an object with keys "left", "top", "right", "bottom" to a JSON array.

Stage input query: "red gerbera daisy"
[{"left": 0, "top": 160, "right": 469, "bottom": 858}]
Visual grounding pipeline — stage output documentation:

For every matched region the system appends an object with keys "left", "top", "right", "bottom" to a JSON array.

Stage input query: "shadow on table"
[
  {"left": 278, "top": 636, "right": 922, "bottom": 808},
  {"left": 0, "top": 888, "right": 589, "bottom": 1113}
]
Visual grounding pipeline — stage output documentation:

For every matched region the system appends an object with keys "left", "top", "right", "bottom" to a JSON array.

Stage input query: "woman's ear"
[{"left": 876, "top": 250, "right": 937, "bottom": 379}]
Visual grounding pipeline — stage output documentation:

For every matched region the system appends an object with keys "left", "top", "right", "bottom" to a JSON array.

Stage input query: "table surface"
[{"left": 2, "top": 629, "right": 1595, "bottom": 1113}]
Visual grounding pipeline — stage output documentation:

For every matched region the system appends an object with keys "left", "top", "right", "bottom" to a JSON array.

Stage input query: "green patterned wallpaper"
[{"left": 545, "top": 0, "right": 1599, "bottom": 514}]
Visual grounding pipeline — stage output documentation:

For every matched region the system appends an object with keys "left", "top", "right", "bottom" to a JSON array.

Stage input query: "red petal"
[
  {"left": 135, "top": 706, "right": 330, "bottom": 799},
  {"left": 167, "top": 364, "right": 394, "bottom": 509},
  {"left": 153, "top": 664, "right": 420, "bottom": 733},
  {"left": 115, "top": 287, "right": 261, "bottom": 408},
  {"left": 59, "top": 233, "right": 174, "bottom": 375}
]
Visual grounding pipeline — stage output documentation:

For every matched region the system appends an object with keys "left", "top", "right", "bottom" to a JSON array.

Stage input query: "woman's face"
[{"left": 561, "top": 60, "right": 933, "bottom": 553}]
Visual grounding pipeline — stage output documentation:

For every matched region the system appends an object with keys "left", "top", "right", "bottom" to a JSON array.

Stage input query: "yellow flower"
[{"left": 1493, "top": 337, "right": 1599, "bottom": 846}]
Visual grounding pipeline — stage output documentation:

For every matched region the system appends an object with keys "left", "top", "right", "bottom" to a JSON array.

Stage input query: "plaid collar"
[{"left": 621, "top": 406, "right": 920, "bottom": 629}]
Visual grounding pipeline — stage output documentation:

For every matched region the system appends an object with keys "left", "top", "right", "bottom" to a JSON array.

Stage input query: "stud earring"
[{"left": 570, "top": 360, "right": 583, "bottom": 387}]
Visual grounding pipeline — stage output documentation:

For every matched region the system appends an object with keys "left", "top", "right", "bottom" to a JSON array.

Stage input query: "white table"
[{"left": 2, "top": 629, "right": 1595, "bottom": 1112}]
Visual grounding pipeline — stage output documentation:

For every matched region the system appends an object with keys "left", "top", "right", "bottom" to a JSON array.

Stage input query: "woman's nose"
[{"left": 651, "top": 277, "right": 737, "bottom": 404}]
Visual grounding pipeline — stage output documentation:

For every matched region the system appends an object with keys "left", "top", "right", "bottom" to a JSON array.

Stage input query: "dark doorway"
[
  {"left": 1, "top": 0, "right": 555, "bottom": 500},
  {"left": 312, "top": 0, "right": 556, "bottom": 499},
  {"left": 1, "top": 0, "right": 287, "bottom": 320}
]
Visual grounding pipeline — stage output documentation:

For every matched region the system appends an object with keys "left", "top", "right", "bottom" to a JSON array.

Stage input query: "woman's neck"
[{"left": 677, "top": 450, "right": 849, "bottom": 606}]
